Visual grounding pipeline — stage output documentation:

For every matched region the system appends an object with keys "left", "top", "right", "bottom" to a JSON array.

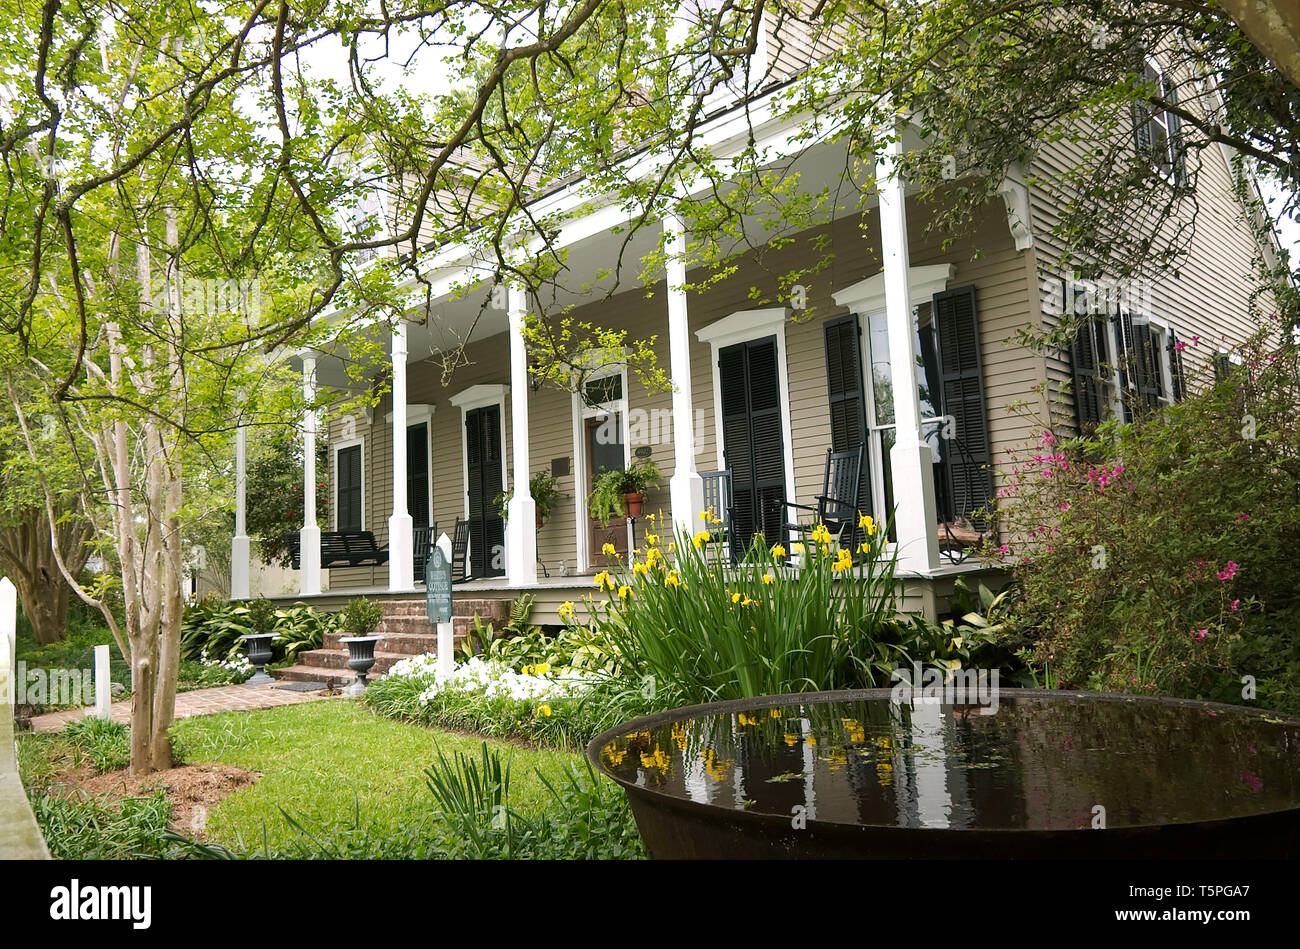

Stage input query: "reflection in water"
[{"left": 598, "top": 695, "right": 1300, "bottom": 830}]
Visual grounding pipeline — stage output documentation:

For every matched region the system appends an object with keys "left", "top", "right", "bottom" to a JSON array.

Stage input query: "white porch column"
[
  {"left": 877, "top": 139, "right": 940, "bottom": 573},
  {"left": 505, "top": 286, "right": 538, "bottom": 586},
  {"left": 230, "top": 423, "right": 251, "bottom": 599},
  {"left": 664, "top": 212, "right": 705, "bottom": 532},
  {"left": 388, "top": 321, "right": 415, "bottom": 589},
  {"left": 300, "top": 354, "right": 322, "bottom": 596}
]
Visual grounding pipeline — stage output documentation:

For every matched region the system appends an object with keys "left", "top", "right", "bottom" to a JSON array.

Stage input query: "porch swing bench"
[{"left": 283, "top": 530, "right": 391, "bottom": 570}]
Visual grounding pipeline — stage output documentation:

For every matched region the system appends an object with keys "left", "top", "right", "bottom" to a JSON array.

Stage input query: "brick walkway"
[{"left": 28, "top": 681, "right": 336, "bottom": 734}]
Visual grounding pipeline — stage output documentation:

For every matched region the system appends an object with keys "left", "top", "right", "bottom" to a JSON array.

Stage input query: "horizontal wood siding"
[{"left": 326, "top": 194, "right": 1045, "bottom": 581}]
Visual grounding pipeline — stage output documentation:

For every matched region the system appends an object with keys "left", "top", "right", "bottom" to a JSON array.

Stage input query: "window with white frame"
[{"left": 1133, "top": 57, "right": 1185, "bottom": 183}]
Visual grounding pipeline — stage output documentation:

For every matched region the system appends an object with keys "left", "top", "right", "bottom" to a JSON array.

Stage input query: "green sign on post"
[{"left": 426, "top": 546, "right": 453, "bottom": 624}]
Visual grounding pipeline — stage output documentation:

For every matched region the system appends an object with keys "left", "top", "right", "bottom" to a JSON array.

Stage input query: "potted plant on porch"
[
  {"left": 338, "top": 596, "right": 384, "bottom": 695},
  {"left": 494, "top": 470, "right": 566, "bottom": 530},
  {"left": 588, "top": 459, "right": 661, "bottom": 525}
]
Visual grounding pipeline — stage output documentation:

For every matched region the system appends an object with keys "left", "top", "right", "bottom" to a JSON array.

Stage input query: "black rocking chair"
[
  {"left": 450, "top": 518, "right": 472, "bottom": 583},
  {"left": 781, "top": 446, "right": 866, "bottom": 545},
  {"left": 700, "top": 469, "right": 740, "bottom": 564},
  {"left": 412, "top": 522, "right": 438, "bottom": 581}
]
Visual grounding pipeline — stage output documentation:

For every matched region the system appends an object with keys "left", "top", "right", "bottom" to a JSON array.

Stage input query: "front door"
[
  {"left": 465, "top": 405, "right": 505, "bottom": 578},
  {"left": 586, "top": 412, "right": 628, "bottom": 566},
  {"left": 718, "top": 336, "right": 788, "bottom": 551}
]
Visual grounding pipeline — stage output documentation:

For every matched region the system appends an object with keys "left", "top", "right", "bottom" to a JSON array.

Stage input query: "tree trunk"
[
  {"left": 0, "top": 508, "right": 93, "bottom": 646},
  {"left": 13, "top": 569, "right": 69, "bottom": 646},
  {"left": 1215, "top": 0, "right": 1300, "bottom": 89}
]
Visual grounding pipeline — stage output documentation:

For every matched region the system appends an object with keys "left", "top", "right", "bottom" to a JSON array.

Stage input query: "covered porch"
[{"left": 228, "top": 116, "right": 1035, "bottom": 619}]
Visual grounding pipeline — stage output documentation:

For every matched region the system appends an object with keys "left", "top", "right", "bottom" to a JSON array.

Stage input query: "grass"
[{"left": 171, "top": 699, "right": 585, "bottom": 853}]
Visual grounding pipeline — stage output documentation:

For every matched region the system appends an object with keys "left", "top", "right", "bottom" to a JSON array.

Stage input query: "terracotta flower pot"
[{"left": 624, "top": 492, "right": 644, "bottom": 519}]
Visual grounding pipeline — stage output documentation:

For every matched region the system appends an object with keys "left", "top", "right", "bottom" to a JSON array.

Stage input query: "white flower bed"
[
  {"left": 198, "top": 649, "right": 253, "bottom": 677},
  {"left": 386, "top": 653, "right": 597, "bottom": 704}
]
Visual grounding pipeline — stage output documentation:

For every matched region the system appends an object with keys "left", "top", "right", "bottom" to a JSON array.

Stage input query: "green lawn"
[{"left": 173, "top": 699, "right": 584, "bottom": 853}]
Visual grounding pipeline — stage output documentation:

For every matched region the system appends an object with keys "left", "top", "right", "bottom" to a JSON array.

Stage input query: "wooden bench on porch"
[{"left": 284, "top": 530, "right": 391, "bottom": 570}]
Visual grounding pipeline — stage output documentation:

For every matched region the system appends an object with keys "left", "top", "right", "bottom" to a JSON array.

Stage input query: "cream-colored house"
[{"left": 230, "top": 18, "right": 1280, "bottom": 647}]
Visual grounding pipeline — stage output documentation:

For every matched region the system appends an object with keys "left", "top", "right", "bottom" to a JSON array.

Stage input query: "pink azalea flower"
[
  {"left": 1236, "top": 512, "right": 1251, "bottom": 524},
  {"left": 1191, "top": 628, "right": 1208, "bottom": 642},
  {"left": 1217, "top": 562, "right": 1238, "bottom": 581},
  {"left": 997, "top": 544, "right": 1010, "bottom": 555},
  {"left": 1059, "top": 501, "right": 1070, "bottom": 512},
  {"left": 1173, "top": 340, "right": 1188, "bottom": 352},
  {"left": 1230, "top": 599, "right": 1241, "bottom": 611}
]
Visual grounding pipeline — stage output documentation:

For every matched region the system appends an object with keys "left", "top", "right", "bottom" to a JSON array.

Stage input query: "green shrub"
[
  {"left": 62, "top": 717, "right": 130, "bottom": 772},
  {"left": 181, "top": 595, "right": 256, "bottom": 661},
  {"left": 990, "top": 328, "right": 1300, "bottom": 711},
  {"left": 181, "top": 595, "right": 337, "bottom": 664},
  {"left": 339, "top": 597, "right": 383, "bottom": 637}
]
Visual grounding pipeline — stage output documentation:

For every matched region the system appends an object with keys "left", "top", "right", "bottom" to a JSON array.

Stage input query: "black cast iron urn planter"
[
  {"left": 239, "top": 633, "right": 275, "bottom": 685},
  {"left": 589, "top": 689, "right": 1300, "bottom": 860},
  {"left": 339, "top": 635, "right": 383, "bottom": 695}
]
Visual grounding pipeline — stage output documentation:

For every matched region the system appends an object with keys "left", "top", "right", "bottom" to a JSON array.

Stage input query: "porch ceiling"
[{"left": 292, "top": 123, "right": 934, "bottom": 389}]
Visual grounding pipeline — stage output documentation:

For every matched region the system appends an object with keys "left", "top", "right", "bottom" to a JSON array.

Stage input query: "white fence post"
[
  {"left": 92, "top": 644, "right": 112, "bottom": 719},
  {"left": 436, "top": 532, "right": 455, "bottom": 679},
  {"left": 0, "top": 578, "right": 15, "bottom": 711}
]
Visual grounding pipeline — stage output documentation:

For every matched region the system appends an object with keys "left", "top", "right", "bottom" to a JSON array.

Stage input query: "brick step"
[
  {"left": 270, "top": 665, "right": 353, "bottom": 685},
  {"left": 378, "top": 617, "right": 439, "bottom": 634},
  {"left": 324, "top": 631, "right": 438, "bottom": 655},
  {"left": 298, "top": 649, "right": 415, "bottom": 674}
]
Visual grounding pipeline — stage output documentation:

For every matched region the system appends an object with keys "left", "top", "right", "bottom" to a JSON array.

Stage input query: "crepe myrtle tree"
[{"left": 0, "top": 0, "right": 775, "bottom": 773}]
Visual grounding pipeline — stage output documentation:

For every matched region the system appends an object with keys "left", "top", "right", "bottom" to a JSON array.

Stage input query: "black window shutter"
[
  {"left": 337, "top": 445, "right": 362, "bottom": 532},
  {"left": 408, "top": 423, "right": 430, "bottom": 528},
  {"left": 1134, "top": 323, "right": 1163, "bottom": 408},
  {"left": 1070, "top": 317, "right": 1107, "bottom": 428},
  {"left": 719, "top": 337, "right": 787, "bottom": 550},
  {"left": 1114, "top": 309, "right": 1138, "bottom": 421},
  {"left": 1168, "top": 331, "right": 1188, "bottom": 402},
  {"left": 933, "top": 286, "right": 994, "bottom": 531},
  {"left": 823, "top": 315, "right": 871, "bottom": 519}
]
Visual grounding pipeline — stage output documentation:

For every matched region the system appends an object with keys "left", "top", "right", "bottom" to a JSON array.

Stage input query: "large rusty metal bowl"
[{"left": 588, "top": 689, "right": 1300, "bottom": 859}]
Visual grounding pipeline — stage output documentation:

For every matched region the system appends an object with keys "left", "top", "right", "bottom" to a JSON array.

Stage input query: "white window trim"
[
  {"left": 333, "top": 437, "right": 365, "bottom": 532},
  {"left": 385, "top": 403, "right": 436, "bottom": 527},
  {"left": 831, "top": 264, "right": 955, "bottom": 318},
  {"left": 571, "top": 362, "right": 632, "bottom": 575},
  {"left": 695, "top": 307, "right": 797, "bottom": 516},
  {"left": 449, "top": 384, "right": 509, "bottom": 519},
  {"left": 1139, "top": 55, "right": 1179, "bottom": 183},
  {"left": 835, "top": 266, "right": 955, "bottom": 547},
  {"left": 1145, "top": 315, "right": 1175, "bottom": 406}
]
